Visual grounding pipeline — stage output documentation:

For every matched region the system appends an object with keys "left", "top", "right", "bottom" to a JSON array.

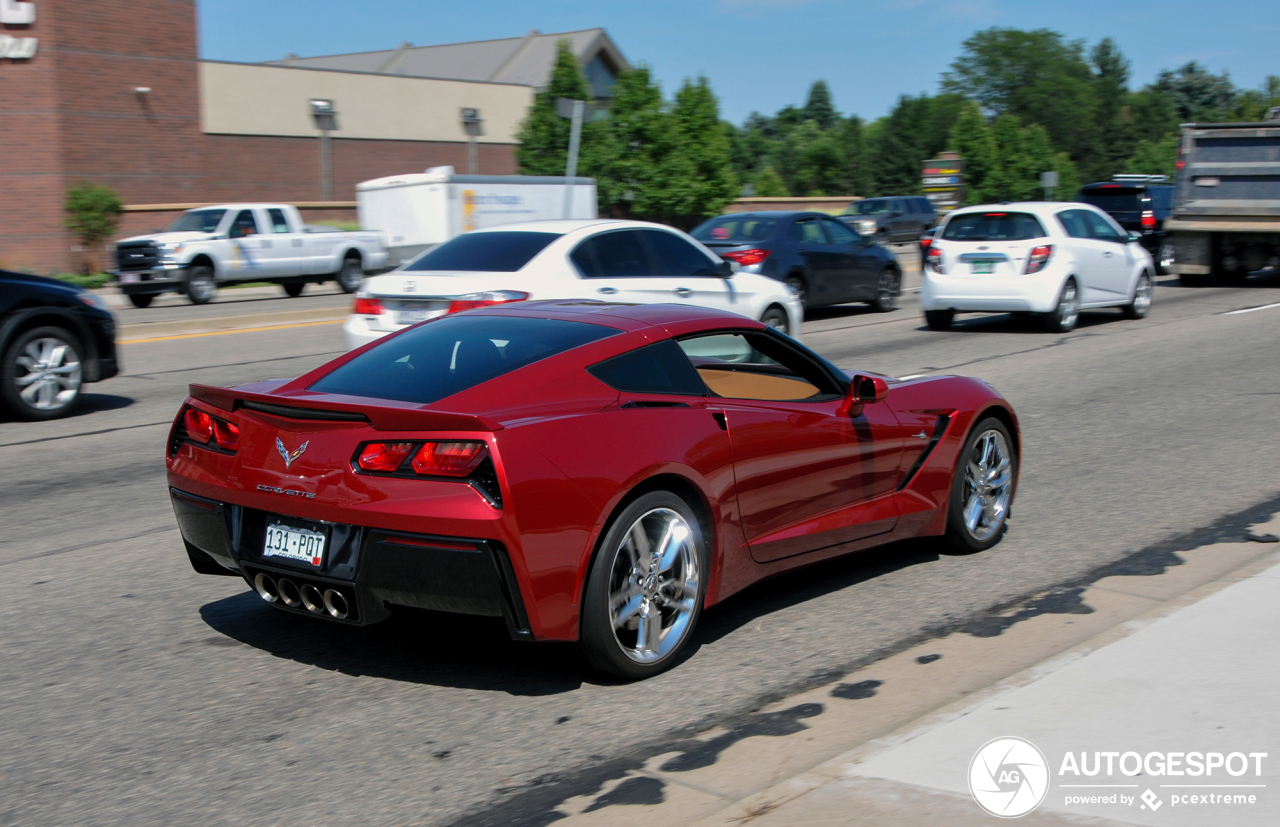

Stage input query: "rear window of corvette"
[{"left": 309, "top": 315, "right": 618, "bottom": 404}]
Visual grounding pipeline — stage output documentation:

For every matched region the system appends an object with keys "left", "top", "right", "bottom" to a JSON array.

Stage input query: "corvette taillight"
[
  {"left": 926, "top": 247, "right": 945, "bottom": 274},
  {"left": 1025, "top": 245, "right": 1053, "bottom": 274},
  {"left": 357, "top": 442, "right": 415, "bottom": 472},
  {"left": 184, "top": 408, "right": 213, "bottom": 443},
  {"left": 213, "top": 419, "right": 240, "bottom": 451},
  {"left": 411, "top": 441, "right": 488, "bottom": 476},
  {"left": 177, "top": 405, "right": 240, "bottom": 454}
]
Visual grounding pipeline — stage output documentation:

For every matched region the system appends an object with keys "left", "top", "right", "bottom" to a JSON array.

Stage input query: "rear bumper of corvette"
[{"left": 170, "top": 487, "right": 533, "bottom": 639}]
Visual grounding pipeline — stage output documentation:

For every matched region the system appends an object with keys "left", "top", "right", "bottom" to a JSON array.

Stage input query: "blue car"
[{"left": 691, "top": 211, "right": 902, "bottom": 312}]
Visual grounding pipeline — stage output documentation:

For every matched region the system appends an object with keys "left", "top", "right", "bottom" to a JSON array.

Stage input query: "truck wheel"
[
  {"left": 336, "top": 254, "right": 363, "bottom": 294},
  {"left": 185, "top": 266, "right": 216, "bottom": 305},
  {"left": 127, "top": 294, "right": 154, "bottom": 309},
  {"left": 283, "top": 283, "right": 304, "bottom": 298}
]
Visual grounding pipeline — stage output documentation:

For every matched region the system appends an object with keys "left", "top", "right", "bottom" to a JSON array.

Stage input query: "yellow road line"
[{"left": 120, "top": 318, "right": 343, "bottom": 344}]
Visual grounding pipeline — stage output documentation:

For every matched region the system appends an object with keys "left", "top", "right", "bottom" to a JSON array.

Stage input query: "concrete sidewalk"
[{"left": 539, "top": 513, "right": 1280, "bottom": 827}]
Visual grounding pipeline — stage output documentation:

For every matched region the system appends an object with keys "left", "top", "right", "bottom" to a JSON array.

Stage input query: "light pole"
[
  {"left": 460, "top": 108, "right": 483, "bottom": 174},
  {"left": 554, "top": 97, "right": 591, "bottom": 218},
  {"left": 310, "top": 99, "right": 339, "bottom": 201}
]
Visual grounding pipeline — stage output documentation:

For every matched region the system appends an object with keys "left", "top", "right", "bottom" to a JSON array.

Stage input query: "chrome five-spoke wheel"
[
  {"left": 946, "top": 417, "right": 1017, "bottom": 552},
  {"left": 581, "top": 492, "right": 706, "bottom": 678}
]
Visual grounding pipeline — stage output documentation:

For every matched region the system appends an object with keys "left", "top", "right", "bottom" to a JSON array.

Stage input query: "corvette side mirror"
[{"left": 839, "top": 374, "right": 889, "bottom": 417}]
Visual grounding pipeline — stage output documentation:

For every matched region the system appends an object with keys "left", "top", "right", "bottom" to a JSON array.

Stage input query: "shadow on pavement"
[
  {"left": 200, "top": 591, "right": 589, "bottom": 695},
  {"left": 0, "top": 392, "right": 135, "bottom": 423}
]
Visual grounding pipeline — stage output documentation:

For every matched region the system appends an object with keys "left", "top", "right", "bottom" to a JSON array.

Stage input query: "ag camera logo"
[{"left": 969, "top": 737, "right": 1050, "bottom": 818}]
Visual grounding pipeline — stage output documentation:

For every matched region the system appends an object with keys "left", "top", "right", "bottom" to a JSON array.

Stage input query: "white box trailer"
[{"left": 356, "top": 166, "right": 598, "bottom": 265}]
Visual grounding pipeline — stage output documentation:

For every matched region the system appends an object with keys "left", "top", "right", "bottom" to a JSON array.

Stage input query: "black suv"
[
  {"left": 0, "top": 271, "right": 119, "bottom": 420},
  {"left": 1077, "top": 176, "right": 1174, "bottom": 272},
  {"left": 838, "top": 196, "right": 937, "bottom": 244}
]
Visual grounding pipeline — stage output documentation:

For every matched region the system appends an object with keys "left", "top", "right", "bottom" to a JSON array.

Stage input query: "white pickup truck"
[{"left": 111, "top": 204, "right": 389, "bottom": 307}]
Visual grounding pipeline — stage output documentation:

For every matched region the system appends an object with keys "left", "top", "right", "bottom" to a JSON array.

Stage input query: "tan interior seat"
[{"left": 697, "top": 368, "right": 820, "bottom": 401}]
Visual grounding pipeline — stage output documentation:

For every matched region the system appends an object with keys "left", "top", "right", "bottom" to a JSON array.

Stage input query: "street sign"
[
  {"left": 922, "top": 158, "right": 965, "bottom": 212},
  {"left": 1041, "top": 170, "right": 1059, "bottom": 201}
]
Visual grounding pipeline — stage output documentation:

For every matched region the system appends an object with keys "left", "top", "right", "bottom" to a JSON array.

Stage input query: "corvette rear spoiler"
[{"left": 188, "top": 383, "right": 503, "bottom": 432}]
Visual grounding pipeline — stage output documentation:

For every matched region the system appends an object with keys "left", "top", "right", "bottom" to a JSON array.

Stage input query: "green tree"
[
  {"left": 1083, "top": 37, "right": 1135, "bottom": 183},
  {"left": 948, "top": 101, "right": 998, "bottom": 205},
  {"left": 515, "top": 40, "right": 599, "bottom": 176},
  {"left": 664, "top": 76, "right": 739, "bottom": 226},
  {"left": 943, "top": 28, "right": 1097, "bottom": 161},
  {"left": 842, "top": 116, "right": 873, "bottom": 197},
  {"left": 803, "top": 81, "right": 837, "bottom": 130},
  {"left": 1125, "top": 133, "right": 1180, "bottom": 179},
  {"left": 753, "top": 167, "right": 788, "bottom": 197},
  {"left": 785, "top": 120, "right": 846, "bottom": 196},
  {"left": 1154, "top": 62, "right": 1237, "bottom": 121},
  {"left": 591, "top": 65, "right": 669, "bottom": 217},
  {"left": 64, "top": 182, "right": 123, "bottom": 272}
]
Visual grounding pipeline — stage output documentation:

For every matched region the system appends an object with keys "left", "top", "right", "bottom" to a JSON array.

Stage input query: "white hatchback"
[
  {"left": 920, "top": 203, "right": 1155, "bottom": 332},
  {"left": 343, "top": 219, "right": 805, "bottom": 351}
]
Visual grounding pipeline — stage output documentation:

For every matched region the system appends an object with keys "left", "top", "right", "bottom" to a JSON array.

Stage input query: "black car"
[
  {"left": 0, "top": 271, "right": 119, "bottom": 420},
  {"left": 838, "top": 196, "right": 937, "bottom": 244},
  {"left": 1077, "top": 177, "right": 1174, "bottom": 272},
  {"left": 690, "top": 211, "right": 902, "bottom": 312}
]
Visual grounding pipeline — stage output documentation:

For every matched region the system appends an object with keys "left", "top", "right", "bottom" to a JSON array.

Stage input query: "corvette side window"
[
  {"left": 676, "top": 332, "right": 840, "bottom": 402},
  {"left": 588, "top": 340, "right": 707, "bottom": 396}
]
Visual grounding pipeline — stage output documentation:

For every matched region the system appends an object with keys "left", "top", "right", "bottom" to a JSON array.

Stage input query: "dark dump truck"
[{"left": 1165, "top": 109, "right": 1280, "bottom": 286}]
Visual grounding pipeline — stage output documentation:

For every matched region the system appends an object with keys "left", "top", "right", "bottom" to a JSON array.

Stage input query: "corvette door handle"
[
  {"left": 674, "top": 287, "right": 693, "bottom": 298},
  {"left": 597, "top": 286, "right": 618, "bottom": 295}
]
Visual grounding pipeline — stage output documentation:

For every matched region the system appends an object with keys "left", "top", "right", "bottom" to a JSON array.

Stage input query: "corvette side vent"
[
  {"left": 491, "top": 545, "right": 531, "bottom": 637},
  {"left": 240, "top": 400, "right": 370, "bottom": 423},
  {"left": 898, "top": 414, "right": 951, "bottom": 491}
]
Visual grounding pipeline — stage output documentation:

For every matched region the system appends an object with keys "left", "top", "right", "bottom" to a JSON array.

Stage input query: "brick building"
[{"left": 0, "top": 1, "right": 627, "bottom": 274}]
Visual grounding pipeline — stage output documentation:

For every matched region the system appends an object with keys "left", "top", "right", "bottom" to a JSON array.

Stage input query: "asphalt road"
[{"left": 3, "top": 271, "right": 1279, "bottom": 826}]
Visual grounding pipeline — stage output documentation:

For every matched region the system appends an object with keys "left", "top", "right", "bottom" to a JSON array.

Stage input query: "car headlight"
[
  {"left": 856, "top": 219, "right": 878, "bottom": 235},
  {"left": 158, "top": 241, "right": 185, "bottom": 257},
  {"left": 77, "top": 292, "right": 109, "bottom": 312}
]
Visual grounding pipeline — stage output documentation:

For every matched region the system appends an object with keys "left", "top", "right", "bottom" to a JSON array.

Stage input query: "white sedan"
[
  {"left": 920, "top": 202, "right": 1155, "bottom": 332},
  {"left": 344, "top": 219, "right": 804, "bottom": 351}
]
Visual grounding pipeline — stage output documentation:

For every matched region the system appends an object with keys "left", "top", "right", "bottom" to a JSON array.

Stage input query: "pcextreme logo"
[{"left": 969, "top": 737, "right": 1050, "bottom": 818}]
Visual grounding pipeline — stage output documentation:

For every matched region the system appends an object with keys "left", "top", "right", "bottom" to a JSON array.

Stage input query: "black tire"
[
  {"left": 580, "top": 491, "right": 708, "bottom": 680},
  {"left": 870, "top": 267, "right": 900, "bottom": 313},
  {"left": 185, "top": 265, "right": 216, "bottom": 305},
  {"left": 759, "top": 305, "right": 791, "bottom": 336},
  {"left": 336, "top": 253, "right": 363, "bottom": 294},
  {"left": 1041, "top": 278, "right": 1078, "bottom": 333},
  {"left": 282, "top": 282, "right": 305, "bottom": 298},
  {"left": 1, "top": 326, "right": 85, "bottom": 421},
  {"left": 944, "top": 417, "right": 1017, "bottom": 553},
  {"left": 785, "top": 274, "right": 808, "bottom": 307},
  {"left": 127, "top": 293, "right": 154, "bottom": 309},
  {"left": 924, "top": 310, "right": 954, "bottom": 331},
  {"left": 1178, "top": 273, "right": 1210, "bottom": 287},
  {"left": 1121, "top": 271, "right": 1152, "bottom": 320}
]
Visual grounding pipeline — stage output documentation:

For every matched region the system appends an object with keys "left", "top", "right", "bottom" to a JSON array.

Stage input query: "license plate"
[
  {"left": 263, "top": 519, "right": 327, "bottom": 567},
  {"left": 119, "top": 273, "right": 141, "bottom": 284},
  {"left": 397, "top": 308, "right": 434, "bottom": 324},
  {"left": 969, "top": 260, "right": 996, "bottom": 275}
]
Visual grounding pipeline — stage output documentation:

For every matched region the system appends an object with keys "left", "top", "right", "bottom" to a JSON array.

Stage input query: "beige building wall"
[{"left": 199, "top": 61, "right": 535, "bottom": 143}]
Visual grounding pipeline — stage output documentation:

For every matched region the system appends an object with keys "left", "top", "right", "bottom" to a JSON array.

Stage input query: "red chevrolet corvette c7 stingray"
[{"left": 168, "top": 301, "right": 1018, "bottom": 678}]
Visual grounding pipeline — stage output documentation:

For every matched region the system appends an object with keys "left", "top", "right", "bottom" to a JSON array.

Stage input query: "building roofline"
[
  {"left": 266, "top": 28, "right": 607, "bottom": 65},
  {"left": 200, "top": 58, "right": 537, "bottom": 89}
]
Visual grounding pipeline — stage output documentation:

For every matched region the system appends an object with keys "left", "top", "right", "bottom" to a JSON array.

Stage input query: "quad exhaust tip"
[
  {"left": 253, "top": 573, "right": 278, "bottom": 603},
  {"left": 300, "top": 583, "right": 325, "bottom": 615},
  {"left": 277, "top": 578, "right": 302, "bottom": 608},
  {"left": 323, "top": 589, "right": 350, "bottom": 620}
]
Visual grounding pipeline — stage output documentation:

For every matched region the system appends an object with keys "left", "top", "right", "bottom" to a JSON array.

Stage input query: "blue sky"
[{"left": 200, "top": 0, "right": 1280, "bottom": 124}]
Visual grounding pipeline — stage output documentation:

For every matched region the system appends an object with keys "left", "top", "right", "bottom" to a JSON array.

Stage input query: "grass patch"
[{"left": 55, "top": 273, "right": 113, "bottom": 289}]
